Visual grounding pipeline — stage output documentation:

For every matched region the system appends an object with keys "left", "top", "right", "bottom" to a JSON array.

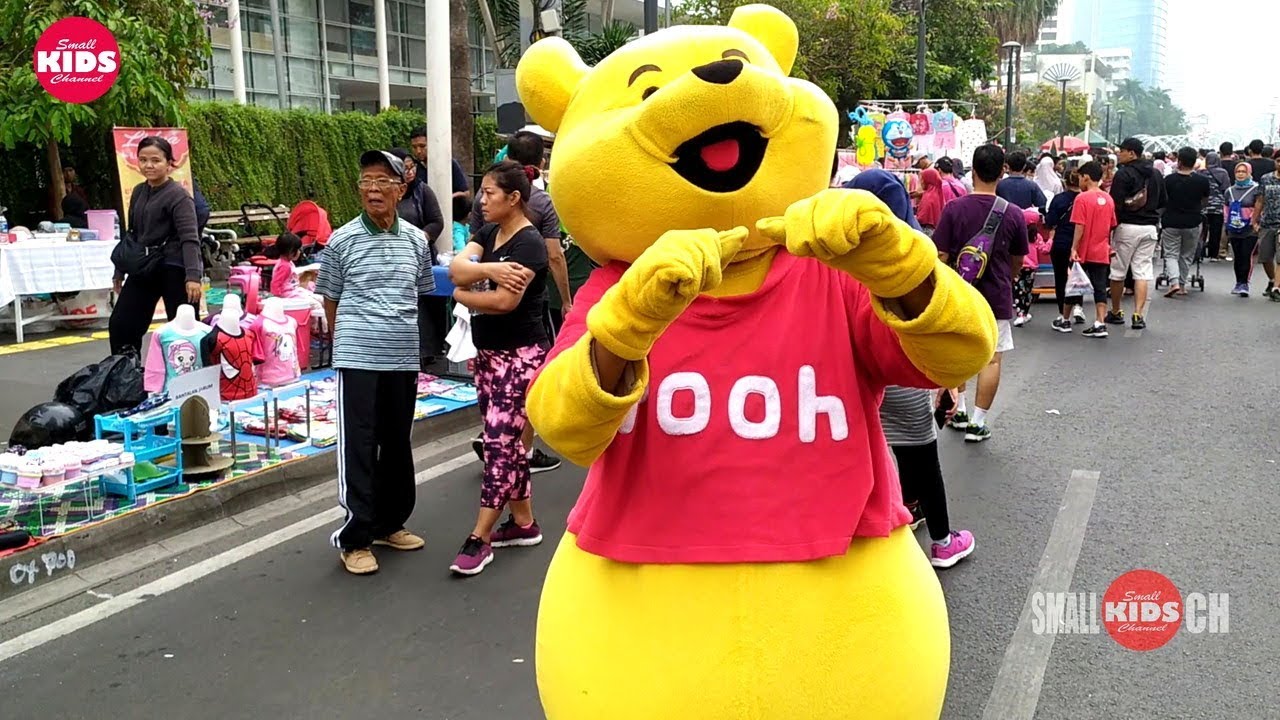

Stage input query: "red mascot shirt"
[{"left": 548, "top": 251, "right": 933, "bottom": 565}]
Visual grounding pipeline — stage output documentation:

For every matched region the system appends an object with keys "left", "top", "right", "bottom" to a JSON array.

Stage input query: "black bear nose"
[{"left": 691, "top": 59, "right": 743, "bottom": 85}]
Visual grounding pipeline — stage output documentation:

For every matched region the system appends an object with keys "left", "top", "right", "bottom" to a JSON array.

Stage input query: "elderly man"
[{"left": 317, "top": 150, "right": 434, "bottom": 576}]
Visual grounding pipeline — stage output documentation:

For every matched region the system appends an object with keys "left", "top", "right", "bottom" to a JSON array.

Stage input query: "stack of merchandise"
[
  {"left": 415, "top": 373, "right": 477, "bottom": 420},
  {"left": 0, "top": 440, "right": 136, "bottom": 492}
]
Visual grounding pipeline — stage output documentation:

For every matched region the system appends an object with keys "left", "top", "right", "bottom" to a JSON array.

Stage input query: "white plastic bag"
[
  {"left": 1065, "top": 262, "right": 1094, "bottom": 298},
  {"left": 57, "top": 290, "right": 111, "bottom": 329},
  {"left": 445, "top": 302, "right": 476, "bottom": 363}
]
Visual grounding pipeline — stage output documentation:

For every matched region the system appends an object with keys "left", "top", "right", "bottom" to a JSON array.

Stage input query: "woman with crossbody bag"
[
  {"left": 1225, "top": 162, "right": 1262, "bottom": 295},
  {"left": 108, "top": 137, "right": 202, "bottom": 356}
]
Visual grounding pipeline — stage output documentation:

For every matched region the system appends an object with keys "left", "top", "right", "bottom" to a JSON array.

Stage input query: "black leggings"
[
  {"left": 108, "top": 265, "right": 192, "bottom": 356},
  {"left": 1049, "top": 245, "right": 1083, "bottom": 314},
  {"left": 1202, "top": 214, "right": 1224, "bottom": 258},
  {"left": 892, "top": 440, "right": 951, "bottom": 542},
  {"left": 1230, "top": 235, "right": 1258, "bottom": 284}
]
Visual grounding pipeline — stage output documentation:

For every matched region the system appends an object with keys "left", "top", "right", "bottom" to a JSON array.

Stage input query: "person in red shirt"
[{"left": 1069, "top": 161, "right": 1118, "bottom": 337}]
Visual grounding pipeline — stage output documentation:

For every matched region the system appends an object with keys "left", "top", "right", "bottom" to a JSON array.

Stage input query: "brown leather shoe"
[
  {"left": 340, "top": 548, "right": 379, "bottom": 575},
  {"left": 373, "top": 529, "right": 425, "bottom": 551}
]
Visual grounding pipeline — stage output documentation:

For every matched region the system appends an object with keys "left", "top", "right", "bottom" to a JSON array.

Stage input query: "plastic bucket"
[{"left": 85, "top": 209, "right": 117, "bottom": 242}]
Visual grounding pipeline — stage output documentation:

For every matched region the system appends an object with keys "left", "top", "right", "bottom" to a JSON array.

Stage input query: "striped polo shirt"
[{"left": 316, "top": 213, "right": 433, "bottom": 372}]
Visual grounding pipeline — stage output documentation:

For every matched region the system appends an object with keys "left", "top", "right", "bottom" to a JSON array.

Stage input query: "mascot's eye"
[{"left": 642, "top": 86, "right": 658, "bottom": 101}]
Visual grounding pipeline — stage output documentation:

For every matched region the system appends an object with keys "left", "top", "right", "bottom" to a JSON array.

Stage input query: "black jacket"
[
  {"left": 1110, "top": 159, "right": 1167, "bottom": 226},
  {"left": 120, "top": 179, "right": 202, "bottom": 281},
  {"left": 397, "top": 180, "right": 444, "bottom": 244}
]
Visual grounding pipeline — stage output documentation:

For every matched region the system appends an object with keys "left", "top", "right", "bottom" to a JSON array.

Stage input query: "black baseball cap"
[
  {"left": 1119, "top": 137, "right": 1144, "bottom": 155},
  {"left": 359, "top": 150, "right": 405, "bottom": 181}
]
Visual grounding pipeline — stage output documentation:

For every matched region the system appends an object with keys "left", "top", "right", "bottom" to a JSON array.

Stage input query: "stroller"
[{"left": 1154, "top": 226, "right": 1206, "bottom": 292}]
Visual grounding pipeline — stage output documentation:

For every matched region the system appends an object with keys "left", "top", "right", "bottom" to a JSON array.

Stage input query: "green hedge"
[{"left": 0, "top": 102, "right": 502, "bottom": 228}]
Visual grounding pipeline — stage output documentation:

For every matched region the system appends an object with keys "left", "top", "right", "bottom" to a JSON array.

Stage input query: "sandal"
[{"left": 1164, "top": 286, "right": 1180, "bottom": 298}]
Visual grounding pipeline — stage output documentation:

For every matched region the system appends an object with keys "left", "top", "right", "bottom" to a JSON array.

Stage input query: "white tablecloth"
[{"left": 0, "top": 240, "right": 118, "bottom": 307}]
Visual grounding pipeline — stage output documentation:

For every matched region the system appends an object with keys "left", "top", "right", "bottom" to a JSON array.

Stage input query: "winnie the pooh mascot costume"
[{"left": 519, "top": 5, "right": 997, "bottom": 718}]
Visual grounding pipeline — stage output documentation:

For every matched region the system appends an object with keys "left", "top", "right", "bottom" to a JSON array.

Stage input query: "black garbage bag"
[
  {"left": 9, "top": 402, "right": 90, "bottom": 448},
  {"left": 54, "top": 353, "right": 147, "bottom": 418}
]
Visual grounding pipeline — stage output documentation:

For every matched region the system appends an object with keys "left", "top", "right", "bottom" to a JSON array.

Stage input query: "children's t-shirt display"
[
  {"left": 253, "top": 315, "right": 301, "bottom": 387},
  {"left": 144, "top": 323, "right": 212, "bottom": 392},
  {"left": 200, "top": 325, "right": 259, "bottom": 400}
]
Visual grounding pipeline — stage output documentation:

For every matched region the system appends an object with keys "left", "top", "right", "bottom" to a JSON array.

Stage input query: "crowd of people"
[{"left": 107, "top": 125, "right": 1278, "bottom": 578}]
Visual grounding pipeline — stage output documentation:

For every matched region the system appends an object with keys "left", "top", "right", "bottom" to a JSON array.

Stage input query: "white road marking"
[
  {"left": 0, "top": 452, "right": 476, "bottom": 665},
  {"left": 981, "top": 469, "right": 1101, "bottom": 720}
]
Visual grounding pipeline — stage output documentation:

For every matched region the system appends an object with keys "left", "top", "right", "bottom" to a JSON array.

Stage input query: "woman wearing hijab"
[
  {"left": 1225, "top": 161, "right": 1262, "bottom": 295},
  {"left": 916, "top": 167, "right": 964, "bottom": 235},
  {"left": 848, "top": 169, "right": 976, "bottom": 569},
  {"left": 1034, "top": 155, "right": 1064, "bottom": 197},
  {"left": 1197, "top": 152, "right": 1231, "bottom": 261}
]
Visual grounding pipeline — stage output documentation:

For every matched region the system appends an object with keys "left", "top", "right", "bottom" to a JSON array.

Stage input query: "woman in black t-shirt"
[{"left": 446, "top": 160, "right": 550, "bottom": 576}]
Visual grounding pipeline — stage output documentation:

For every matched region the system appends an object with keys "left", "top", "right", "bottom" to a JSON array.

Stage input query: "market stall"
[{"left": 0, "top": 237, "right": 118, "bottom": 343}]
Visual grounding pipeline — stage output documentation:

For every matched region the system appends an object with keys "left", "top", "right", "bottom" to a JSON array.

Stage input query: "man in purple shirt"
[{"left": 931, "top": 143, "right": 1028, "bottom": 443}]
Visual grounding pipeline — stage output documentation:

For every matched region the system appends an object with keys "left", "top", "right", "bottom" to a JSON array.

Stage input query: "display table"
[{"left": 0, "top": 240, "right": 118, "bottom": 342}]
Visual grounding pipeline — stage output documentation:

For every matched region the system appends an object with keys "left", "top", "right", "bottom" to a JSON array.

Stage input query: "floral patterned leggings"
[
  {"left": 1014, "top": 267, "right": 1036, "bottom": 317},
  {"left": 474, "top": 343, "right": 549, "bottom": 509}
]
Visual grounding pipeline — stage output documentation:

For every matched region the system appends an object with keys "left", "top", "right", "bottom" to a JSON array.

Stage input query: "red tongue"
[{"left": 700, "top": 138, "right": 741, "bottom": 172}]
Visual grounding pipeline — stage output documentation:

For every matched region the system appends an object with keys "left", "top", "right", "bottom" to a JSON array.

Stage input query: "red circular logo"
[
  {"left": 1103, "top": 569, "right": 1183, "bottom": 651},
  {"left": 32, "top": 17, "right": 120, "bottom": 104}
]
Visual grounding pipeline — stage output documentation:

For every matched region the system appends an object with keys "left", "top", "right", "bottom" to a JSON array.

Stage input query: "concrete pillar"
[
  {"left": 228, "top": 0, "right": 247, "bottom": 103},
  {"left": 426, "top": 0, "right": 453, "bottom": 232},
  {"left": 374, "top": 0, "right": 391, "bottom": 111}
]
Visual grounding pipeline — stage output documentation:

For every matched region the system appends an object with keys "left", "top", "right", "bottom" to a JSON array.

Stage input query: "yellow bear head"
[{"left": 516, "top": 4, "right": 837, "bottom": 265}]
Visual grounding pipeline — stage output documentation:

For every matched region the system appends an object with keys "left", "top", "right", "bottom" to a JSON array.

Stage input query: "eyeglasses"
[{"left": 358, "top": 178, "right": 402, "bottom": 190}]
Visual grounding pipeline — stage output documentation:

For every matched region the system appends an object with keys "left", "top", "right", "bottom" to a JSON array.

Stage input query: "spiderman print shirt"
[{"left": 201, "top": 326, "right": 259, "bottom": 401}]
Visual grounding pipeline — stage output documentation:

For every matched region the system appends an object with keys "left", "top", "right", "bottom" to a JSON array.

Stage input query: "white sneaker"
[
  {"left": 1013, "top": 313, "right": 1030, "bottom": 327},
  {"left": 1072, "top": 306, "right": 1086, "bottom": 324}
]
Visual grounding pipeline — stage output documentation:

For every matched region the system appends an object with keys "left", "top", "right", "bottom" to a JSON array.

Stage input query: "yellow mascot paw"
[
  {"left": 757, "top": 188, "right": 937, "bottom": 299},
  {"left": 587, "top": 227, "right": 746, "bottom": 360}
]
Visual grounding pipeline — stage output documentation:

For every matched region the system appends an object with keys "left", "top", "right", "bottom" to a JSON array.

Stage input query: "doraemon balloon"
[{"left": 882, "top": 118, "right": 913, "bottom": 160}]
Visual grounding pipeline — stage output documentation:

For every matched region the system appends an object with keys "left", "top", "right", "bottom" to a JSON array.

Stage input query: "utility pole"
[
  {"left": 915, "top": 0, "right": 926, "bottom": 99},
  {"left": 426, "top": 0, "right": 452, "bottom": 231},
  {"left": 644, "top": 0, "right": 657, "bottom": 33}
]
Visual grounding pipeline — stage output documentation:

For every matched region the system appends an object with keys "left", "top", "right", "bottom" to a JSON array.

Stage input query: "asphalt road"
[{"left": 1, "top": 260, "right": 1275, "bottom": 719}]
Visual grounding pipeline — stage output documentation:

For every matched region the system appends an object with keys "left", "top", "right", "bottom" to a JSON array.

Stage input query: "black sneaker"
[
  {"left": 1267, "top": 282, "right": 1275, "bottom": 296},
  {"left": 1082, "top": 324, "right": 1108, "bottom": 338},
  {"left": 964, "top": 424, "right": 991, "bottom": 443},
  {"left": 948, "top": 411, "right": 971, "bottom": 431},
  {"left": 1051, "top": 317, "right": 1073, "bottom": 333},
  {"left": 1105, "top": 310, "right": 1125, "bottom": 325},
  {"left": 907, "top": 502, "right": 925, "bottom": 530},
  {"left": 1131, "top": 314, "right": 1146, "bottom": 330},
  {"left": 528, "top": 448, "right": 562, "bottom": 474},
  {"left": 471, "top": 435, "right": 484, "bottom": 463}
]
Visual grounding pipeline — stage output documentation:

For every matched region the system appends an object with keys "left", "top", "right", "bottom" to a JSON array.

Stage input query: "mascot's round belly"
[{"left": 536, "top": 528, "right": 949, "bottom": 720}]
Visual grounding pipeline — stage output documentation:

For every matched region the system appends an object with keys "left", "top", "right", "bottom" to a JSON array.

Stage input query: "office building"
[
  {"left": 192, "top": 0, "right": 662, "bottom": 115},
  {"left": 1068, "top": 0, "right": 1168, "bottom": 88}
]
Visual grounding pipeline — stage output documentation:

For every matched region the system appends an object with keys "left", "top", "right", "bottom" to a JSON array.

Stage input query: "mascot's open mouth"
[{"left": 670, "top": 121, "right": 768, "bottom": 193}]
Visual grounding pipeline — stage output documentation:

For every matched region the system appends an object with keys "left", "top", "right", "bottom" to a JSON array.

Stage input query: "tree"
[
  {"left": 678, "top": 0, "right": 904, "bottom": 116},
  {"left": 570, "top": 21, "right": 639, "bottom": 66},
  {"left": 1038, "top": 40, "right": 1089, "bottom": 54},
  {"left": 1094, "top": 79, "right": 1189, "bottom": 137},
  {"left": 976, "top": 83, "right": 1086, "bottom": 148},
  {"left": 450, "top": 0, "right": 475, "bottom": 177},
  {"left": 0, "top": 0, "right": 210, "bottom": 216},
  {"left": 884, "top": 0, "right": 999, "bottom": 101},
  {"left": 984, "top": 0, "right": 1061, "bottom": 47}
]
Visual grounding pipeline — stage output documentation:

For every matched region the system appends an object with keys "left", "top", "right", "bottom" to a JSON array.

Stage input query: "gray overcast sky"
[{"left": 1166, "top": 0, "right": 1279, "bottom": 142}]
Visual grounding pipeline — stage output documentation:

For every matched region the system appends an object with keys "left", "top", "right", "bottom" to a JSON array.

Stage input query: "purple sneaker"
[
  {"left": 491, "top": 516, "right": 543, "bottom": 548},
  {"left": 449, "top": 535, "right": 493, "bottom": 576},
  {"left": 929, "top": 530, "right": 976, "bottom": 569}
]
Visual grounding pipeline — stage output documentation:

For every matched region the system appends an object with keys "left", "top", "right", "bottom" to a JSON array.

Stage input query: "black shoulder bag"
[{"left": 110, "top": 189, "right": 165, "bottom": 278}]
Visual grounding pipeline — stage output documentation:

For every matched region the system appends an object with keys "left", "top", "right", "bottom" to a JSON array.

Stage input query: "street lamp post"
[
  {"left": 916, "top": 0, "right": 927, "bottom": 99},
  {"left": 1117, "top": 110, "right": 1125, "bottom": 144},
  {"left": 1104, "top": 103, "right": 1112, "bottom": 145},
  {"left": 643, "top": 0, "right": 657, "bottom": 33},
  {"left": 1058, "top": 79, "right": 1069, "bottom": 152},
  {"left": 1002, "top": 41, "right": 1021, "bottom": 146}
]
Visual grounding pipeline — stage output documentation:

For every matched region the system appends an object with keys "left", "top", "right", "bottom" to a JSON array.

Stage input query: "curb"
[{"left": 1, "top": 408, "right": 478, "bottom": 607}]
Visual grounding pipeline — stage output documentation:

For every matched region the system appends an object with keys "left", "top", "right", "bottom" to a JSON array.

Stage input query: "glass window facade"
[
  {"left": 1072, "top": 0, "right": 1168, "bottom": 88},
  {"left": 197, "top": 0, "right": 550, "bottom": 115}
]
